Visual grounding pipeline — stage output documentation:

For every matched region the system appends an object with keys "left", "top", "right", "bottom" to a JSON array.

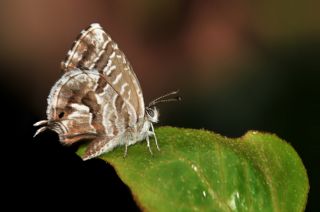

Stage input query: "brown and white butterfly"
[{"left": 34, "top": 23, "right": 179, "bottom": 160}]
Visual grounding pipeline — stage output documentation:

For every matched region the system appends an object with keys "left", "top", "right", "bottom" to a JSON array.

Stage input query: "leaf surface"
[{"left": 77, "top": 127, "right": 308, "bottom": 212}]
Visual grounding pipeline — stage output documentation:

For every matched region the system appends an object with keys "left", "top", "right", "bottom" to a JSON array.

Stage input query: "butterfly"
[{"left": 33, "top": 23, "right": 180, "bottom": 160}]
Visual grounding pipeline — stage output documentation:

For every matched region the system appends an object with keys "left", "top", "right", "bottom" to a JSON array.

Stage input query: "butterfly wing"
[
  {"left": 60, "top": 23, "right": 146, "bottom": 159},
  {"left": 61, "top": 23, "right": 145, "bottom": 126},
  {"left": 61, "top": 23, "right": 107, "bottom": 72}
]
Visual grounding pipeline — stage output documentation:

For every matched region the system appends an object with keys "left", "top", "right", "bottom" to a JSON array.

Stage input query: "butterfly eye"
[
  {"left": 147, "top": 109, "right": 154, "bottom": 118},
  {"left": 58, "top": 112, "right": 65, "bottom": 119}
]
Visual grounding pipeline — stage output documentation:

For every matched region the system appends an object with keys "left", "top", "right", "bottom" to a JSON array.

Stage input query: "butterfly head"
[{"left": 146, "top": 106, "right": 159, "bottom": 123}]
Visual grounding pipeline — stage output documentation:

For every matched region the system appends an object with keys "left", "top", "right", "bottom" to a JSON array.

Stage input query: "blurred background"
[{"left": 1, "top": 0, "right": 319, "bottom": 210}]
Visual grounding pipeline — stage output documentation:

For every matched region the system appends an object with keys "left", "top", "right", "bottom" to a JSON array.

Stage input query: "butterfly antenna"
[{"left": 148, "top": 90, "right": 180, "bottom": 107}]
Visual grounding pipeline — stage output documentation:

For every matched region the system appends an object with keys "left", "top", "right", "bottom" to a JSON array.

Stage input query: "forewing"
[
  {"left": 61, "top": 23, "right": 145, "bottom": 126},
  {"left": 97, "top": 42, "right": 145, "bottom": 126},
  {"left": 61, "top": 23, "right": 108, "bottom": 72}
]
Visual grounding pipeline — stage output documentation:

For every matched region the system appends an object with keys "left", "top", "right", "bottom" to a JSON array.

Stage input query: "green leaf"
[{"left": 77, "top": 127, "right": 309, "bottom": 211}]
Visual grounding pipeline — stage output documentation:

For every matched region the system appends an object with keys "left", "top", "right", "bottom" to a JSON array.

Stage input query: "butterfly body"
[{"left": 34, "top": 23, "right": 163, "bottom": 160}]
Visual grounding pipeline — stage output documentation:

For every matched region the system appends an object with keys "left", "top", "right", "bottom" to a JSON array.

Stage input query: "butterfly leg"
[
  {"left": 150, "top": 123, "right": 160, "bottom": 151},
  {"left": 146, "top": 135, "right": 153, "bottom": 155},
  {"left": 123, "top": 143, "right": 128, "bottom": 158}
]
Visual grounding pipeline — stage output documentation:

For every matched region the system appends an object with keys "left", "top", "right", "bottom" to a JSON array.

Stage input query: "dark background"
[{"left": 1, "top": 1, "right": 319, "bottom": 210}]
